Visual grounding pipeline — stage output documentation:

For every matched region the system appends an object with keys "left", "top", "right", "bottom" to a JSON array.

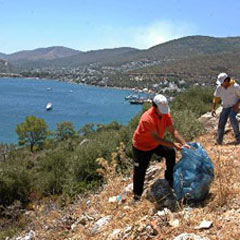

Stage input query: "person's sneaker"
[
  {"left": 132, "top": 195, "right": 141, "bottom": 206},
  {"left": 215, "top": 140, "right": 222, "bottom": 145},
  {"left": 234, "top": 139, "right": 240, "bottom": 145}
]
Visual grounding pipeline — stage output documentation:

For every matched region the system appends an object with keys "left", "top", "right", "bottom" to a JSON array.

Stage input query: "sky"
[{"left": 1, "top": 0, "right": 240, "bottom": 54}]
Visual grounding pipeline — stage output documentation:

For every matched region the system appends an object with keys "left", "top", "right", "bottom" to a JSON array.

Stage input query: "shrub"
[
  {"left": 170, "top": 87, "right": 214, "bottom": 117},
  {"left": 55, "top": 121, "right": 76, "bottom": 140},
  {"left": 36, "top": 150, "right": 71, "bottom": 195},
  {"left": 0, "top": 164, "right": 31, "bottom": 206}
]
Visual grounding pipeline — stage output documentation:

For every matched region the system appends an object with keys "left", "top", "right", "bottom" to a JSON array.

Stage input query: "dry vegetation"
[{"left": 12, "top": 128, "right": 240, "bottom": 240}]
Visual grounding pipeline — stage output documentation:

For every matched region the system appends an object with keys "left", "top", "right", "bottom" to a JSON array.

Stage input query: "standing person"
[
  {"left": 132, "top": 94, "right": 190, "bottom": 202},
  {"left": 211, "top": 72, "right": 240, "bottom": 145}
]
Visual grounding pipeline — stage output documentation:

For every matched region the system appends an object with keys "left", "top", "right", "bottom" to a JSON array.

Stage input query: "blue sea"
[{"left": 0, "top": 78, "right": 143, "bottom": 144}]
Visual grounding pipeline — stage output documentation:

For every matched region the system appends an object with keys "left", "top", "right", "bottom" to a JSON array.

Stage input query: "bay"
[{"left": 0, "top": 77, "right": 142, "bottom": 144}]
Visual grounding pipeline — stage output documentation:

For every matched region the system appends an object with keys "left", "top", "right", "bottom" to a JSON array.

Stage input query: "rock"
[
  {"left": 147, "top": 179, "right": 177, "bottom": 211},
  {"left": 123, "top": 183, "right": 133, "bottom": 193},
  {"left": 107, "top": 229, "right": 121, "bottom": 240},
  {"left": 173, "top": 233, "right": 210, "bottom": 240},
  {"left": 199, "top": 106, "right": 240, "bottom": 132},
  {"left": 145, "top": 165, "right": 160, "bottom": 182},
  {"left": 124, "top": 226, "right": 133, "bottom": 233},
  {"left": 91, "top": 215, "right": 112, "bottom": 234}
]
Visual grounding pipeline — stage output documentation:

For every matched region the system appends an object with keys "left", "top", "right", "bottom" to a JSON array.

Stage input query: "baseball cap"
[
  {"left": 153, "top": 94, "right": 170, "bottom": 114},
  {"left": 216, "top": 72, "right": 229, "bottom": 85}
]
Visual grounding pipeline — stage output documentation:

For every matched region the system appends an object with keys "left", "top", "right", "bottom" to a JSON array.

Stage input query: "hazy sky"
[{"left": 1, "top": 0, "right": 240, "bottom": 53}]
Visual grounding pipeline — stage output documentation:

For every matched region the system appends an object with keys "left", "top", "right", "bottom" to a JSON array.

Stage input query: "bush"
[
  {"left": 169, "top": 110, "right": 205, "bottom": 141},
  {"left": 36, "top": 151, "right": 71, "bottom": 195},
  {"left": 55, "top": 121, "right": 76, "bottom": 140},
  {"left": 0, "top": 164, "right": 31, "bottom": 206},
  {"left": 170, "top": 87, "right": 214, "bottom": 117}
]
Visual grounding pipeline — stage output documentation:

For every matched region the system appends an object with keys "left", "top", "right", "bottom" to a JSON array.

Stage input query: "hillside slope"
[
  {"left": 3, "top": 35, "right": 240, "bottom": 71},
  {"left": 6, "top": 46, "right": 81, "bottom": 62},
  {"left": 14, "top": 114, "right": 240, "bottom": 240}
]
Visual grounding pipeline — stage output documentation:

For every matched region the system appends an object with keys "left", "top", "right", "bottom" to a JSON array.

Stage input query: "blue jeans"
[{"left": 217, "top": 107, "right": 240, "bottom": 143}]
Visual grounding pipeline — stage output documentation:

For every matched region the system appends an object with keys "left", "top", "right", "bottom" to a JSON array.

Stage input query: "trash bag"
[
  {"left": 147, "top": 179, "right": 177, "bottom": 211},
  {"left": 173, "top": 142, "right": 214, "bottom": 203}
]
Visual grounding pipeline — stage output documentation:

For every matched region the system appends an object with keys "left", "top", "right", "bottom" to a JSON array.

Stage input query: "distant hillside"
[
  {"left": 10, "top": 47, "right": 140, "bottom": 70},
  {"left": 6, "top": 35, "right": 240, "bottom": 70},
  {"left": 135, "top": 51, "right": 240, "bottom": 82},
  {"left": 0, "top": 59, "right": 12, "bottom": 73},
  {"left": 5, "top": 46, "right": 81, "bottom": 62},
  {"left": 139, "top": 35, "right": 240, "bottom": 60},
  {"left": 0, "top": 52, "right": 7, "bottom": 59}
]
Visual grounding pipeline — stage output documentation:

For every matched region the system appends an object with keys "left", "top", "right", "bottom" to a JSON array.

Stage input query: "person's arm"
[
  {"left": 212, "top": 97, "right": 220, "bottom": 117},
  {"left": 233, "top": 85, "right": 240, "bottom": 112},
  {"left": 166, "top": 125, "right": 190, "bottom": 149},
  {"left": 150, "top": 130, "right": 183, "bottom": 150},
  {"left": 233, "top": 99, "right": 240, "bottom": 112}
]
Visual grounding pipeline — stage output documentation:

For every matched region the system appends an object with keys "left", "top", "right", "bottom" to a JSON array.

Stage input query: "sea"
[{"left": 0, "top": 77, "right": 143, "bottom": 144}]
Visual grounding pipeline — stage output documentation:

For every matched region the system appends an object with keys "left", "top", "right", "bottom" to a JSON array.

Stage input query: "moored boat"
[{"left": 46, "top": 102, "right": 53, "bottom": 111}]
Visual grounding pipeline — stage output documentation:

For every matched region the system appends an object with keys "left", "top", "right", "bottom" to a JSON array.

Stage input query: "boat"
[
  {"left": 46, "top": 102, "right": 53, "bottom": 111},
  {"left": 129, "top": 98, "right": 152, "bottom": 105},
  {"left": 125, "top": 94, "right": 139, "bottom": 100},
  {"left": 129, "top": 99, "right": 145, "bottom": 104}
]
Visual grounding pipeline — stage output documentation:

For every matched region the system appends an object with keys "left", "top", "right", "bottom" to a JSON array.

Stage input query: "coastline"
[{"left": 0, "top": 74, "right": 149, "bottom": 94}]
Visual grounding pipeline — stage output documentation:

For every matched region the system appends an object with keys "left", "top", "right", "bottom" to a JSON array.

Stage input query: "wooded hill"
[{"left": 1, "top": 36, "right": 240, "bottom": 86}]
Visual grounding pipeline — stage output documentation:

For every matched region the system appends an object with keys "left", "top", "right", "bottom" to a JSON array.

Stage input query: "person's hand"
[
  {"left": 211, "top": 109, "right": 216, "bottom": 117},
  {"left": 182, "top": 143, "right": 191, "bottom": 149},
  {"left": 233, "top": 104, "right": 239, "bottom": 113},
  {"left": 173, "top": 142, "right": 183, "bottom": 151}
]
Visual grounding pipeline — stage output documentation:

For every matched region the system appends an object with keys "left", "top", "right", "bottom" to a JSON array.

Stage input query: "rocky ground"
[{"left": 10, "top": 110, "right": 240, "bottom": 240}]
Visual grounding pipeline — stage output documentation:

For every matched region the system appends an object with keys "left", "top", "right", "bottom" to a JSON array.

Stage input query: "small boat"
[
  {"left": 129, "top": 98, "right": 152, "bottom": 105},
  {"left": 129, "top": 99, "right": 145, "bottom": 104},
  {"left": 125, "top": 94, "right": 139, "bottom": 100},
  {"left": 46, "top": 102, "right": 53, "bottom": 111}
]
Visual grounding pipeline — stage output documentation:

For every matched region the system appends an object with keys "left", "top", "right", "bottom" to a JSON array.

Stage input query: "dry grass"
[{"left": 14, "top": 131, "right": 240, "bottom": 240}]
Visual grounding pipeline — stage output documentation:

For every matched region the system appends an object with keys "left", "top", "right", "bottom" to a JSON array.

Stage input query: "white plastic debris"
[
  {"left": 194, "top": 220, "right": 213, "bottom": 230},
  {"left": 157, "top": 208, "right": 170, "bottom": 217},
  {"left": 173, "top": 233, "right": 210, "bottom": 240},
  {"left": 108, "top": 195, "right": 122, "bottom": 204},
  {"left": 109, "top": 196, "right": 118, "bottom": 203},
  {"left": 169, "top": 218, "right": 180, "bottom": 228}
]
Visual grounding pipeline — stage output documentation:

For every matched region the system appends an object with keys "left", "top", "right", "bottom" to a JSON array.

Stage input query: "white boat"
[
  {"left": 125, "top": 94, "right": 139, "bottom": 100},
  {"left": 46, "top": 102, "right": 53, "bottom": 111}
]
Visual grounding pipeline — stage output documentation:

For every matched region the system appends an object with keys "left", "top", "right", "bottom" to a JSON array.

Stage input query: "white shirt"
[{"left": 214, "top": 83, "right": 240, "bottom": 108}]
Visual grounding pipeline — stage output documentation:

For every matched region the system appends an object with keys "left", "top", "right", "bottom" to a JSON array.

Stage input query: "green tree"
[
  {"left": 16, "top": 116, "right": 48, "bottom": 152},
  {"left": 79, "top": 123, "right": 95, "bottom": 136},
  {"left": 56, "top": 121, "right": 76, "bottom": 140}
]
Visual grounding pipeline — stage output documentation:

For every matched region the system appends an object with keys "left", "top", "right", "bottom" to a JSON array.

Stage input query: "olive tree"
[{"left": 16, "top": 115, "right": 48, "bottom": 151}]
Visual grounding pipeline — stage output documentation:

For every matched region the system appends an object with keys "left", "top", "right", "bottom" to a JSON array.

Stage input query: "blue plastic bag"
[{"left": 173, "top": 142, "right": 214, "bottom": 202}]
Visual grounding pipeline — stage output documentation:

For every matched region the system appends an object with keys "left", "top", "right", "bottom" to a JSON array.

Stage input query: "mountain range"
[{"left": 1, "top": 35, "right": 240, "bottom": 79}]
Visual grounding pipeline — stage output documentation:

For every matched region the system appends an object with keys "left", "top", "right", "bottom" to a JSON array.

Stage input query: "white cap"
[
  {"left": 216, "top": 72, "right": 229, "bottom": 85},
  {"left": 153, "top": 94, "right": 170, "bottom": 114}
]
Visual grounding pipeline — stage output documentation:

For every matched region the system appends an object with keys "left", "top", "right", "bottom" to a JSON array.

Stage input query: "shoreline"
[{"left": 0, "top": 75, "right": 151, "bottom": 94}]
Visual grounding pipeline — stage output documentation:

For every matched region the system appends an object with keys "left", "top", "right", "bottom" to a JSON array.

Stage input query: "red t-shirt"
[{"left": 132, "top": 107, "right": 173, "bottom": 151}]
